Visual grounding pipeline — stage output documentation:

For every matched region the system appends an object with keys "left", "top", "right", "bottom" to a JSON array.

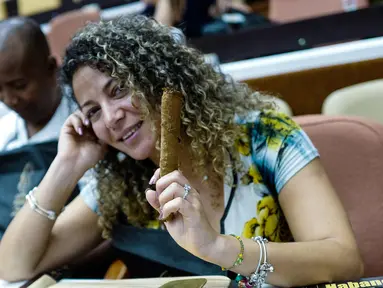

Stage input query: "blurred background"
[{"left": 1, "top": 0, "right": 383, "bottom": 120}]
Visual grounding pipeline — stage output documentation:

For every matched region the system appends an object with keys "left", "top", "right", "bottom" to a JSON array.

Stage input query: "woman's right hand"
[{"left": 58, "top": 111, "right": 107, "bottom": 173}]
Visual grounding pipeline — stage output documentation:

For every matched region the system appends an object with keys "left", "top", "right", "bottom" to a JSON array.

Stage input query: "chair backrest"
[
  {"left": 295, "top": 115, "right": 383, "bottom": 277},
  {"left": 48, "top": 7, "right": 101, "bottom": 65},
  {"left": 274, "top": 97, "right": 293, "bottom": 116},
  {"left": 259, "top": 96, "right": 294, "bottom": 116},
  {"left": 322, "top": 79, "right": 383, "bottom": 124},
  {"left": 269, "top": 0, "right": 369, "bottom": 23}
]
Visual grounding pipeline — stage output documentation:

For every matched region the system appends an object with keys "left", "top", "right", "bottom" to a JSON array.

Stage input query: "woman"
[{"left": 0, "top": 16, "right": 363, "bottom": 287}]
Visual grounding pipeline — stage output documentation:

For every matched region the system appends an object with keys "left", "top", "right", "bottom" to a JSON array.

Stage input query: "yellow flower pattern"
[
  {"left": 259, "top": 110, "right": 300, "bottom": 150},
  {"left": 146, "top": 219, "right": 162, "bottom": 230},
  {"left": 235, "top": 110, "right": 315, "bottom": 244},
  {"left": 242, "top": 196, "right": 292, "bottom": 242},
  {"left": 241, "top": 164, "right": 263, "bottom": 185},
  {"left": 235, "top": 125, "right": 251, "bottom": 156}
]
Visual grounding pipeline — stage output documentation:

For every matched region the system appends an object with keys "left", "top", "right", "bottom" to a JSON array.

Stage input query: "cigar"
[
  {"left": 160, "top": 88, "right": 183, "bottom": 177},
  {"left": 159, "top": 88, "right": 183, "bottom": 222}
]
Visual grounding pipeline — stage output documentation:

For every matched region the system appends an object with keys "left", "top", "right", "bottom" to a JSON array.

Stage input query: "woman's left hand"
[{"left": 146, "top": 169, "right": 219, "bottom": 260}]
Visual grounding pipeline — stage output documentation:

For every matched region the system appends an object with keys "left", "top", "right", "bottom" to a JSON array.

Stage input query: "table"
[
  {"left": 220, "top": 36, "right": 383, "bottom": 82},
  {"left": 0, "top": 278, "right": 248, "bottom": 288}
]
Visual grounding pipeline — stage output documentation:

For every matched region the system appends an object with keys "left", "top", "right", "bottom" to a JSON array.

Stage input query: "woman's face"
[{"left": 72, "top": 66, "right": 157, "bottom": 160}]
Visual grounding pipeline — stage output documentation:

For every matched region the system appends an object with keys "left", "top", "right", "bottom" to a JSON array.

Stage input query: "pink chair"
[
  {"left": 295, "top": 115, "right": 383, "bottom": 277},
  {"left": 47, "top": 7, "right": 101, "bottom": 65},
  {"left": 269, "top": 0, "right": 369, "bottom": 23}
]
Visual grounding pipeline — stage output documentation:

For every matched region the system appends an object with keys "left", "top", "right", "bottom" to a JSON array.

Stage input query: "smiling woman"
[
  {"left": 60, "top": 15, "right": 270, "bottom": 234},
  {"left": 0, "top": 15, "right": 363, "bottom": 287}
]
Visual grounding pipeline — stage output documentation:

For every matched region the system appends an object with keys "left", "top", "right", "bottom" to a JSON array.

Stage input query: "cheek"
[
  {"left": 91, "top": 122, "right": 110, "bottom": 142},
  {"left": 24, "top": 84, "right": 43, "bottom": 102},
  {"left": 119, "top": 96, "right": 141, "bottom": 113},
  {"left": 131, "top": 95, "right": 141, "bottom": 110},
  {"left": 142, "top": 121, "right": 158, "bottom": 143}
]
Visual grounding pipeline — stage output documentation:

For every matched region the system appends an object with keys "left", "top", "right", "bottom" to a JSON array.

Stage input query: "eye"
[
  {"left": 11, "top": 80, "right": 28, "bottom": 90},
  {"left": 111, "top": 84, "right": 127, "bottom": 98},
  {"left": 86, "top": 107, "right": 100, "bottom": 121}
]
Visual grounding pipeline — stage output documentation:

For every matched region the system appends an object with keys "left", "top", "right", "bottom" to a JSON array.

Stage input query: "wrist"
[
  {"left": 201, "top": 234, "right": 239, "bottom": 269},
  {"left": 45, "top": 156, "right": 86, "bottom": 188},
  {"left": 54, "top": 154, "right": 88, "bottom": 177},
  {"left": 32, "top": 155, "right": 85, "bottom": 214}
]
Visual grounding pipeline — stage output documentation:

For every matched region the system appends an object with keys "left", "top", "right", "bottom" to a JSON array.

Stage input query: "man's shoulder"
[
  {"left": 0, "top": 110, "right": 18, "bottom": 128},
  {"left": 0, "top": 111, "right": 20, "bottom": 151},
  {"left": 0, "top": 102, "right": 10, "bottom": 118}
]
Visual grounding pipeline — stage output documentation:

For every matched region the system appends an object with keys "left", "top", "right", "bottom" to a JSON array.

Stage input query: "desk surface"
[
  {"left": 221, "top": 36, "right": 383, "bottom": 81},
  {"left": 0, "top": 278, "right": 249, "bottom": 288}
]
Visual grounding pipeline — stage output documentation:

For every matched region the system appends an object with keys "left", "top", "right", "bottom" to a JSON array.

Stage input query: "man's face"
[{"left": 0, "top": 48, "right": 56, "bottom": 122}]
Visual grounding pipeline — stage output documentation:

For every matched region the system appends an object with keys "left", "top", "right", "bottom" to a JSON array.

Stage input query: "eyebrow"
[
  {"left": 6, "top": 78, "right": 26, "bottom": 85},
  {"left": 80, "top": 100, "right": 95, "bottom": 110},
  {"left": 102, "top": 78, "right": 114, "bottom": 94},
  {"left": 79, "top": 78, "right": 114, "bottom": 110}
]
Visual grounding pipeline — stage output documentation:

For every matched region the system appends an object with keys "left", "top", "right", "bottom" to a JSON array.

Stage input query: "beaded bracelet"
[{"left": 221, "top": 234, "right": 244, "bottom": 271}]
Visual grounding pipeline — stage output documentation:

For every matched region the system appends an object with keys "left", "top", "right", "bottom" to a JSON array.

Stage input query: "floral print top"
[
  {"left": 80, "top": 110, "right": 319, "bottom": 243},
  {"left": 222, "top": 110, "right": 319, "bottom": 242}
]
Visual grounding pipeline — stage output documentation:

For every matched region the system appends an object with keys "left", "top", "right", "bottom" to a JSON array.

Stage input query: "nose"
[{"left": 104, "top": 102, "right": 125, "bottom": 130}]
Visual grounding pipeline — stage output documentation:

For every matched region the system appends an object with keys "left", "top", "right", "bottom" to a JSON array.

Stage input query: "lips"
[{"left": 119, "top": 121, "right": 143, "bottom": 141}]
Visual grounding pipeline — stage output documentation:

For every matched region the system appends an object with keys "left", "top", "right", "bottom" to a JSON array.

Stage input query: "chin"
[
  {"left": 129, "top": 152, "right": 151, "bottom": 161},
  {"left": 119, "top": 138, "right": 156, "bottom": 161}
]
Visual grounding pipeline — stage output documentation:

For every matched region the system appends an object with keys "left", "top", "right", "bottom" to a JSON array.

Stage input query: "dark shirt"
[{"left": 142, "top": 0, "right": 215, "bottom": 38}]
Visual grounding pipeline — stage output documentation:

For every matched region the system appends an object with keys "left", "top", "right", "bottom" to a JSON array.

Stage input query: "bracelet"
[
  {"left": 221, "top": 234, "right": 244, "bottom": 271},
  {"left": 237, "top": 237, "right": 263, "bottom": 288},
  {"left": 247, "top": 236, "right": 274, "bottom": 288},
  {"left": 26, "top": 187, "right": 59, "bottom": 221}
]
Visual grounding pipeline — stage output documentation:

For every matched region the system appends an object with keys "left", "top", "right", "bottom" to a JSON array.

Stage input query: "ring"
[{"left": 183, "top": 184, "right": 191, "bottom": 200}]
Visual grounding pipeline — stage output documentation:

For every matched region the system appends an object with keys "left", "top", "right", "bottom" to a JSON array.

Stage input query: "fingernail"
[
  {"left": 78, "top": 127, "right": 83, "bottom": 135},
  {"left": 158, "top": 208, "right": 163, "bottom": 220},
  {"left": 84, "top": 119, "right": 90, "bottom": 126},
  {"left": 149, "top": 175, "right": 156, "bottom": 185}
]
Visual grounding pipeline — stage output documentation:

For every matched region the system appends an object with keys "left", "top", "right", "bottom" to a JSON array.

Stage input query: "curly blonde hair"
[{"left": 61, "top": 15, "right": 271, "bottom": 238}]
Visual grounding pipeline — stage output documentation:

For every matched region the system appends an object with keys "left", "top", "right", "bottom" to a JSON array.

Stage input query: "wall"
[{"left": 244, "top": 57, "right": 383, "bottom": 115}]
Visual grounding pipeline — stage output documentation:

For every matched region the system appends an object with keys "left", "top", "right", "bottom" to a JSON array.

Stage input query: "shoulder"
[
  {"left": 0, "top": 102, "right": 9, "bottom": 118},
  {"left": 234, "top": 110, "right": 302, "bottom": 153},
  {"left": 233, "top": 110, "right": 318, "bottom": 190},
  {"left": 236, "top": 110, "right": 300, "bottom": 135},
  {"left": 78, "top": 169, "right": 100, "bottom": 215},
  {"left": 0, "top": 111, "right": 19, "bottom": 149},
  {"left": 0, "top": 110, "right": 18, "bottom": 126}
]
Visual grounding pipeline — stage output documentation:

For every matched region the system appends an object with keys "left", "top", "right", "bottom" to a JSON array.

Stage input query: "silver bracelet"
[
  {"left": 248, "top": 236, "right": 274, "bottom": 288},
  {"left": 26, "top": 187, "right": 58, "bottom": 221}
]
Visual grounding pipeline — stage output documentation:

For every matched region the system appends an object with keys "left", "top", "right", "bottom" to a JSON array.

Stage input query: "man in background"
[
  {"left": 0, "top": 17, "right": 72, "bottom": 151},
  {"left": 0, "top": 17, "right": 79, "bottom": 239},
  {"left": 0, "top": 18, "right": 119, "bottom": 279}
]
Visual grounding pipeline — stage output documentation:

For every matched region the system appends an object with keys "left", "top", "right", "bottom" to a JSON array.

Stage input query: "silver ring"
[{"left": 183, "top": 184, "right": 191, "bottom": 200}]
